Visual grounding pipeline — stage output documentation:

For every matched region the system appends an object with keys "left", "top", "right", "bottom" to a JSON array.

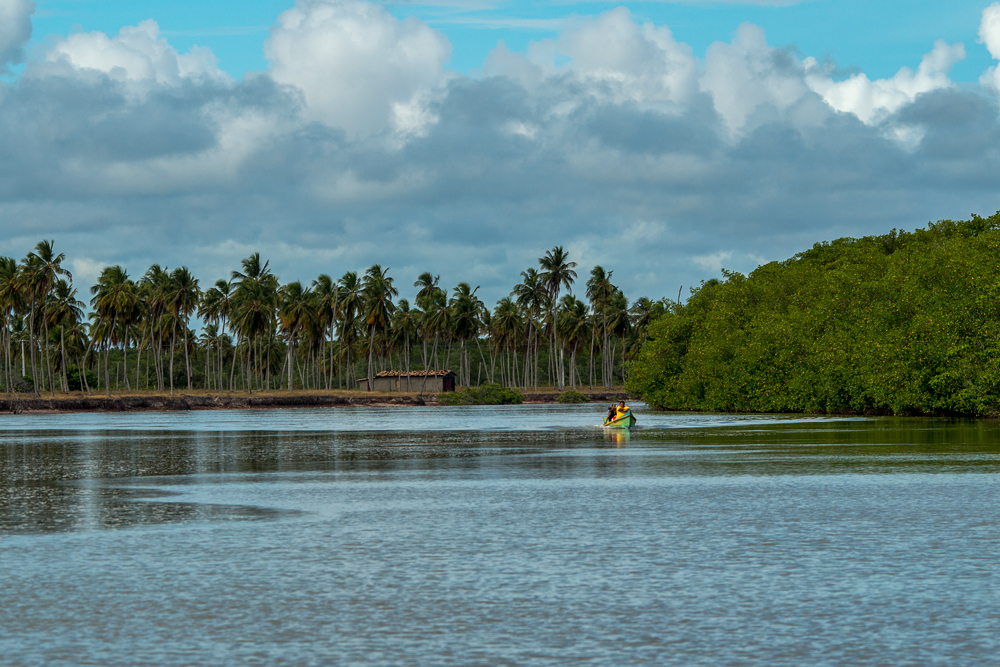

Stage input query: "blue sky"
[
  {"left": 30, "top": 0, "right": 997, "bottom": 80},
  {"left": 5, "top": 0, "right": 1000, "bottom": 305}
]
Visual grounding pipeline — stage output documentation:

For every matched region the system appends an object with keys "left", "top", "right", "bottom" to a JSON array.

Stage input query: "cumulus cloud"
[
  {"left": 807, "top": 39, "right": 965, "bottom": 125},
  {"left": 37, "top": 19, "right": 228, "bottom": 91},
  {"left": 980, "top": 3, "right": 1000, "bottom": 93},
  {"left": 2, "top": 1, "right": 1000, "bottom": 304},
  {"left": 701, "top": 23, "right": 816, "bottom": 133},
  {"left": 0, "top": 0, "right": 33, "bottom": 73},
  {"left": 265, "top": 0, "right": 451, "bottom": 137},
  {"left": 485, "top": 7, "right": 697, "bottom": 112}
]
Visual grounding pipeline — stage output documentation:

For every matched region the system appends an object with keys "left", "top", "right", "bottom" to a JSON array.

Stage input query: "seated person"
[
  {"left": 606, "top": 405, "right": 617, "bottom": 423},
  {"left": 616, "top": 400, "right": 630, "bottom": 417}
]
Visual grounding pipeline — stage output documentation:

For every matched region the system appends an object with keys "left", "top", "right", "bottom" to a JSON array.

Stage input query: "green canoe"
[{"left": 603, "top": 411, "right": 636, "bottom": 429}]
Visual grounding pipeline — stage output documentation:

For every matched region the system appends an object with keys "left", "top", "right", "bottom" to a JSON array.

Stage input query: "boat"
[{"left": 603, "top": 410, "right": 636, "bottom": 429}]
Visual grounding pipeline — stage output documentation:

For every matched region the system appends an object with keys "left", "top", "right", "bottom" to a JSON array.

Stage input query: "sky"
[{"left": 3, "top": 0, "right": 1000, "bottom": 306}]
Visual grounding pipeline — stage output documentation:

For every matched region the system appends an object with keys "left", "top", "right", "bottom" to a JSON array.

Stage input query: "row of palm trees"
[{"left": 0, "top": 241, "right": 669, "bottom": 398}]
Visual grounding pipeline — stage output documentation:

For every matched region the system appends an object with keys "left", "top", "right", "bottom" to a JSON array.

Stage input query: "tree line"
[
  {"left": 0, "top": 243, "right": 668, "bottom": 398},
  {"left": 627, "top": 213, "right": 1000, "bottom": 416}
]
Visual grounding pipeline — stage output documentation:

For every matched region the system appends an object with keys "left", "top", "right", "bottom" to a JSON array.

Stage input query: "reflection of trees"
[{"left": 5, "top": 419, "right": 999, "bottom": 534}]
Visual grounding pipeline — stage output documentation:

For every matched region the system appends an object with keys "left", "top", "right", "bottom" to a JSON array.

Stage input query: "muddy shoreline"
[{"left": 0, "top": 391, "right": 632, "bottom": 414}]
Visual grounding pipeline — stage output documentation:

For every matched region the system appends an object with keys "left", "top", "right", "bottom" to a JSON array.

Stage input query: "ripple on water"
[{"left": 2, "top": 405, "right": 1000, "bottom": 666}]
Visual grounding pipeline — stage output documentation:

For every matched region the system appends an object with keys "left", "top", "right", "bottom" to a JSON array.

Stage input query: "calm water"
[{"left": 2, "top": 404, "right": 1000, "bottom": 666}]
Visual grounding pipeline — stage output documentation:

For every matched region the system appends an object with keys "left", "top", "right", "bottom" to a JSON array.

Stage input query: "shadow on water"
[{"left": 3, "top": 411, "right": 1000, "bottom": 535}]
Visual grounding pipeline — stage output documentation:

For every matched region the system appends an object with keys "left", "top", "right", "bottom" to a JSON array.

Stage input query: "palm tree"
[
  {"left": 46, "top": 279, "right": 84, "bottom": 393},
  {"left": 0, "top": 257, "right": 22, "bottom": 394},
  {"left": 278, "top": 281, "right": 315, "bottom": 390},
  {"left": 422, "top": 288, "right": 451, "bottom": 389},
  {"left": 587, "top": 266, "right": 616, "bottom": 389},
  {"left": 450, "top": 283, "right": 483, "bottom": 388},
  {"left": 312, "top": 274, "right": 338, "bottom": 390},
  {"left": 139, "top": 265, "right": 172, "bottom": 390},
  {"left": 490, "top": 297, "right": 522, "bottom": 388},
  {"left": 200, "top": 279, "right": 235, "bottom": 391},
  {"left": 390, "top": 298, "right": 417, "bottom": 387},
  {"left": 558, "top": 295, "right": 590, "bottom": 389},
  {"left": 336, "top": 271, "right": 362, "bottom": 389},
  {"left": 231, "top": 254, "right": 278, "bottom": 392},
  {"left": 539, "top": 246, "right": 577, "bottom": 390},
  {"left": 88, "top": 266, "right": 138, "bottom": 397},
  {"left": 604, "top": 288, "right": 631, "bottom": 386},
  {"left": 21, "top": 241, "right": 71, "bottom": 395},
  {"left": 413, "top": 272, "right": 445, "bottom": 372},
  {"left": 413, "top": 272, "right": 442, "bottom": 310},
  {"left": 165, "top": 267, "right": 201, "bottom": 393},
  {"left": 361, "top": 265, "right": 398, "bottom": 391},
  {"left": 512, "top": 267, "right": 547, "bottom": 389}
]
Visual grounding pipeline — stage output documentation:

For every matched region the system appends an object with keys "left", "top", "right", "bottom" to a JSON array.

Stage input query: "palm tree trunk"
[
  {"left": 473, "top": 335, "right": 490, "bottom": 384},
  {"left": 589, "top": 327, "right": 595, "bottom": 390},
  {"left": 288, "top": 331, "right": 295, "bottom": 390},
  {"left": 59, "top": 325, "right": 69, "bottom": 394},
  {"left": 169, "top": 323, "right": 176, "bottom": 396},
  {"left": 80, "top": 337, "right": 96, "bottom": 395},
  {"left": 3, "top": 320, "right": 11, "bottom": 395},
  {"left": 43, "top": 318, "right": 55, "bottom": 397},
  {"left": 27, "top": 302, "right": 39, "bottom": 396},
  {"left": 183, "top": 322, "right": 192, "bottom": 390},
  {"left": 367, "top": 324, "right": 376, "bottom": 391},
  {"left": 123, "top": 332, "right": 131, "bottom": 391}
]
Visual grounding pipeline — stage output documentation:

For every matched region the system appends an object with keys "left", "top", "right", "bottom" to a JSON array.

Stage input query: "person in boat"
[
  {"left": 606, "top": 404, "right": 617, "bottom": 423},
  {"left": 616, "top": 400, "right": 630, "bottom": 418}
]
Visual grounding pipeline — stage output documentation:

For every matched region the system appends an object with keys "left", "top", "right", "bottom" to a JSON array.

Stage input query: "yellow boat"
[{"left": 603, "top": 410, "right": 636, "bottom": 429}]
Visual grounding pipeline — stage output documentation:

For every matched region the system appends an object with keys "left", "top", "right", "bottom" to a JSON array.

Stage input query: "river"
[{"left": 2, "top": 403, "right": 999, "bottom": 665}]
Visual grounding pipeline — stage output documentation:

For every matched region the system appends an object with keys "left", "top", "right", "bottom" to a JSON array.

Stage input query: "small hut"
[{"left": 357, "top": 370, "right": 457, "bottom": 392}]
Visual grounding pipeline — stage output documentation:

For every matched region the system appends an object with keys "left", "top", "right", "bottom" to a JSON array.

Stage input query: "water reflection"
[
  {"left": 603, "top": 428, "right": 631, "bottom": 447},
  {"left": 3, "top": 410, "right": 1000, "bottom": 535},
  {"left": 5, "top": 408, "right": 1000, "bottom": 666}
]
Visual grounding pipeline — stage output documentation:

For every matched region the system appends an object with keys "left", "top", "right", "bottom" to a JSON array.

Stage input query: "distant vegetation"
[
  {"left": 557, "top": 390, "right": 591, "bottom": 403},
  {"left": 627, "top": 213, "right": 1000, "bottom": 417},
  {"left": 437, "top": 383, "right": 525, "bottom": 406},
  {"left": 1, "top": 243, "right": 663, "bottom": 398}
]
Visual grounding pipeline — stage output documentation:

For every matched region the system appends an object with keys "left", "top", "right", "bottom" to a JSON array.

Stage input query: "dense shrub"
[
  {"left": 438, "top": 383, "right": 525, "bottom": 405},
  {"left": 0, "top": 376, "right": 34, "bottom": 393},
  {"left": 627, "top": 213, "right": 1000, "bottom": 416},
  {"left": 66, "top": 366, "right": 98, "bottom": 391},
  {"left": 557, "top": 390, "right": 591, "bottom": 403}
]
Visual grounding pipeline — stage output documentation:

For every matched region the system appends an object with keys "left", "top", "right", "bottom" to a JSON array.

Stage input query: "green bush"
[
  {"left": 1, "top": 375, "right": 34, "bottom": 393},
  {"left": 66, "top": 366, "right": 98, "bottom": 391},
  {"left": 438, "top": 383, "right": 525, "bottom": 405},
  {"left": 557, "top": 390, "right": 591, "bottom": 403}
]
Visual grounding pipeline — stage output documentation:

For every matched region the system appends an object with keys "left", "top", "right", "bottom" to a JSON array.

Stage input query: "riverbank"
[{"left": 0, "top": 389, "right": 632, "bottom": 414}]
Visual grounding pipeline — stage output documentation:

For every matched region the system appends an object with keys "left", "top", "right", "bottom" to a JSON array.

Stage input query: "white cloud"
[
  {"left": 69, "top": 257, "right": 107, "bottom": 289},
  {"left": 265, "top": 0, "right": 451, "bottom": 137},
  {"left": 4, "top": 0, "right": 1000, "bottom": 306},
  {"left": 806, "top": 39, "right": 964, "bottom": 125},
  {"left": 981, "top": 2, "right": 1000, "bottom": 58},
  {"left": 692, "top": 251, "right": 733, "bottom": 274},
  {"left": 980, "top": 3, "right": 1000, "bottom": 92},
  {"left": 557, "top": 8, "right": 698, "bottom": 109},
  {"left": 701, "top": 23, "right": 815, "bottom": 133},
  {"left": 485, "top": 8, "right": 697, "bottom": 111},
  {"left": 40, "top": 19, "right": 228, "bottom": 90},
  {"left": 0, "top": 0, "right": 33, "bottom": 73}
]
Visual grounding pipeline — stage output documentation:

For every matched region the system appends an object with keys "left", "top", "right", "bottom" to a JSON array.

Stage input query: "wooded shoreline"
[{"left": 0, "top": 389, "right": 632, "bottom": 414}]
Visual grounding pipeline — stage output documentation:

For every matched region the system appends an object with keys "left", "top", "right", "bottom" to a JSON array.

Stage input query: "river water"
[{"left": 2, "top": 404, "right": 999, "bottom": 666}]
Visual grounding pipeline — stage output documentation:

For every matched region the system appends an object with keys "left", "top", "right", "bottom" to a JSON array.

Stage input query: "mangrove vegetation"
[{"left": 627, "top": 213, "right": 1000, "bottom": 416}]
